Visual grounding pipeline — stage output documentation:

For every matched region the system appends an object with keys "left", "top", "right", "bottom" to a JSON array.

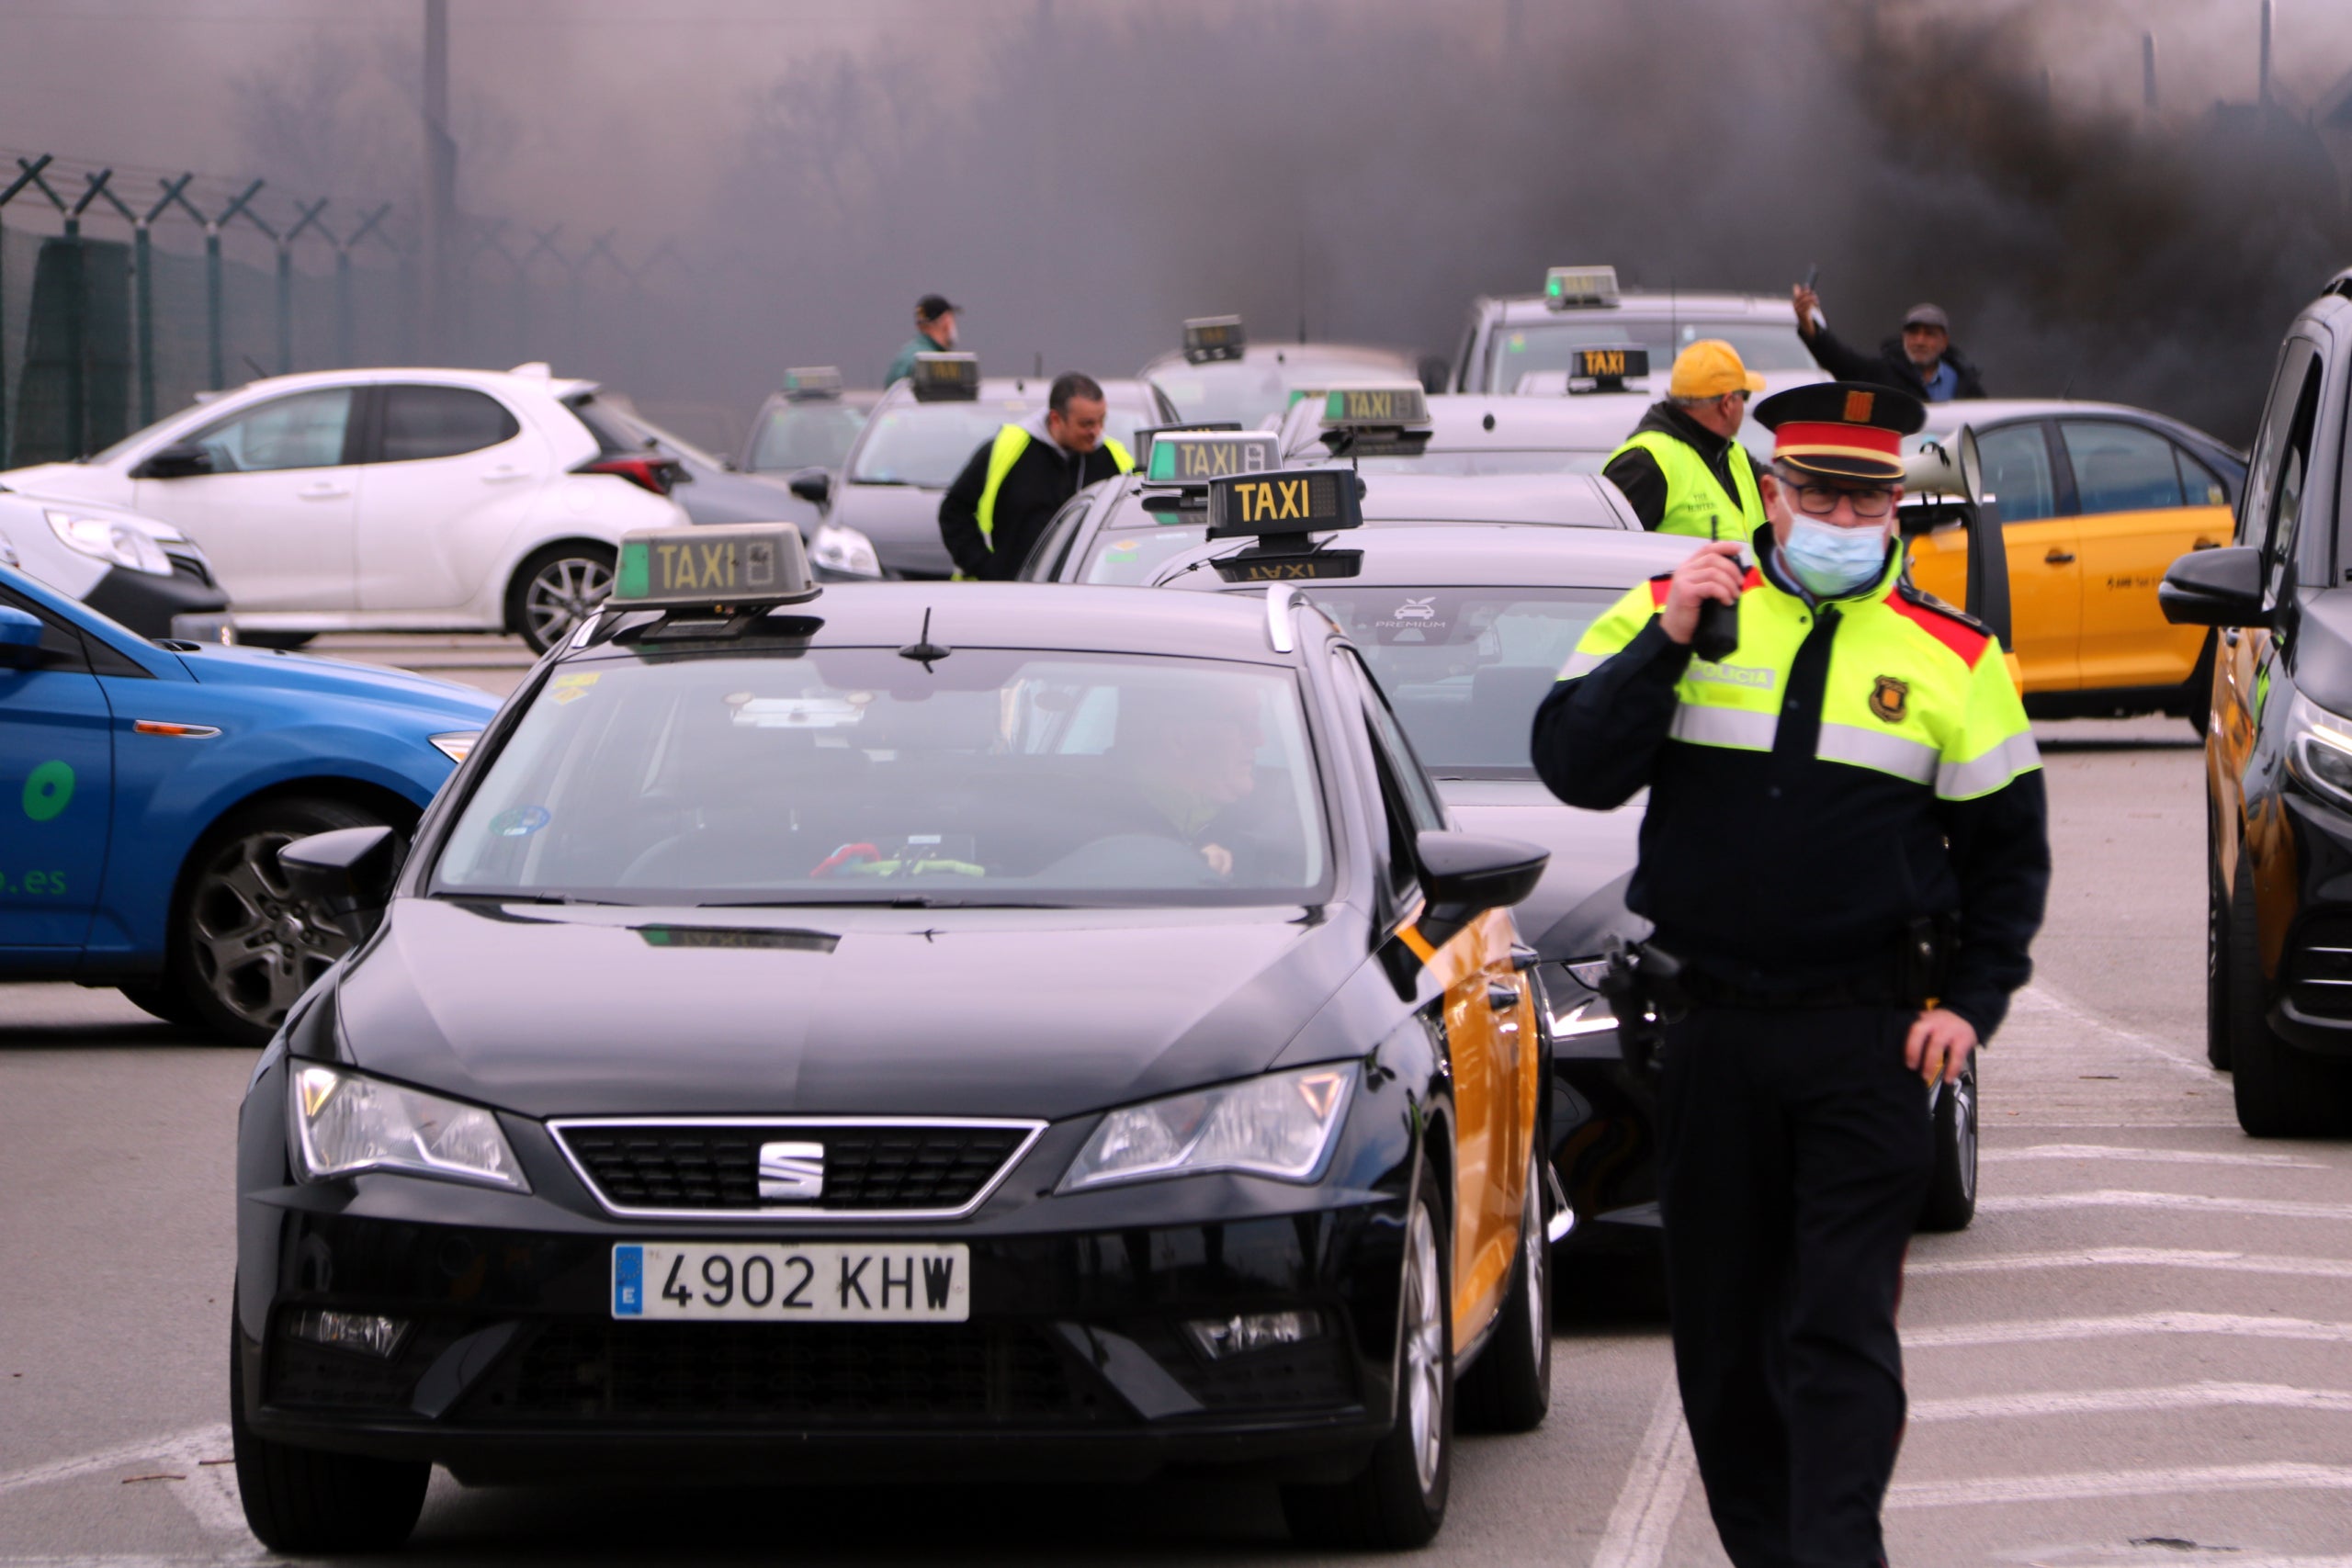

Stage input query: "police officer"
[
  {"left": 1532, "top": 382, "right": 2049, "bottom": 1567},
  {"left": 886, "top": 294, "right": 959, "bottom": 387},
  {"left": 938, "top": 371, "right": 1134, "bottom": 580},
  {"left": 1603, "top": 340, "right": 1770, "bottom": 542}
]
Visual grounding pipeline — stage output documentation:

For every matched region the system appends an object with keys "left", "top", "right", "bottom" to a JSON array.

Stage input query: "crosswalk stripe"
[
  {"left": 1888, "top": 1460, "right": 2352, "bottom": 1507},
  {"left": 0, "top": 1427, "right": 229, "bottom": 1499},
  {"left": 1975, "top": 1189, "right": 2352, "bottom": 1222},
  {"left": 1979, "top": 1143, "right": 2324, "bottom": 1168},
  {"left": 1910, "top": 1380, "right": 2352, "bottom": 1421},
  {"left": 1906, "top": 1246, "right": 2352, "bottom": 1280},
  {"left": 1588, "top": 1374, "right": 1695, "bottom": 1568},
  {"left": 1905, "top": 1311, "right": 2352, "bottom": 1349}
]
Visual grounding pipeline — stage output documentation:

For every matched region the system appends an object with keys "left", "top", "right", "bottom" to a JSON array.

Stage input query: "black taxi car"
[
  {"left": 1021, "top": 423, "right": 1636, "bottom": 589},
  {"left": 232, "top": 523, "right": 1555, "bottom": 1552},
  {"left": 2161, "top": 269, "right": 2352, "bottom": 1134}
]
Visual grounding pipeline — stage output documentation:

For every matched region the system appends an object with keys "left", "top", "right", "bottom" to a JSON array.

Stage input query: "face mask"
[{"left": 1780, "top": 517, "right": 1890, "bottom": 599}]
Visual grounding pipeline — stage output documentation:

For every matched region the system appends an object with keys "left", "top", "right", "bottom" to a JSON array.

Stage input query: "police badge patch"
[{"left": 1868, "top": 674, "right": 1909, "bottom": 723}]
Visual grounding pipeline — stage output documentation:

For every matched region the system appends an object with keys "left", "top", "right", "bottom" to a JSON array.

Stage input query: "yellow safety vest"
[
  {"left": 1559, "top": 552, "right": 2037, "bottom": 801},
  {"left": 1609, "top": 428, "right": 1768, "bottom": 544},
  {"left": 974, "top": 426, "right": 1136, "bottom": 548}
]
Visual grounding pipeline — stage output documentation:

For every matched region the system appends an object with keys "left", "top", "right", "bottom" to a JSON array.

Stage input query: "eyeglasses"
[{"left": 1778, "top": 477, "right": 1896, "bottom": 519}]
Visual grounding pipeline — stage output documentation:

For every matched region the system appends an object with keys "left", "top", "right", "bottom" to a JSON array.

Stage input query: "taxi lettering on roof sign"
[
  {"left": 1320, "top": 386, "right": 1430, "bottom": 428},
  {"left": 1206, "top": 468, "right": 1363, "bottom": 538},
  {"left": 1570, "top": 344, "right": 1648, "bottom": 391},
  {"left": 783, "top": 366, "right": 843, "bottom": 400},
  {"left": 612, "top": 523, "right": 820, "bottom": 609},
  {"left": 908, "top": 352, "right": 980, "bottom": 401},
  {"left": 1182, "top": 315, "right": 1247, "bottom": 364},
  {"left": 1544, "top": 265, "right": 1620, "bottom": 309},
  {"left": 1145, "top": 430, "right": 1281, "bottom": 482}
]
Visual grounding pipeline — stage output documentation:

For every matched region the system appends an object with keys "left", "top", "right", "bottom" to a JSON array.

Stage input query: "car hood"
[
  {"left": 2293, "top": 588, "right": 2352, "bottom": 717},
  {"left": 168, "top": 641, "right": 497, "bottom": 722},
  {"left": 1438, "top": 777, "right": 1648, "bottom": 960},
  {"left": 831, "top": 483, "right": 953, "bottom": 578},
  {"left": 333, "top": 898, "right": 1362, "bottom": 1120}
]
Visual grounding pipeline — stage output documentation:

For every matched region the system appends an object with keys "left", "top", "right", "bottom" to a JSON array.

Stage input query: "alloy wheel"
[
  {"left": 1521, "top": 1156, "right": 1549, "bottom": 1370},
  {"left": 1951, "top": 1074, "right": 1978, "bottom": 1202},
  {"left": 187, "top": 828, "right": 351, "bottom": 1032},
  {"left": 523, "top": 555, "right": 613, "bottom": 649},
  {"left": 1401, "top": 1199, "right": 1446, "bottom": 1495}
]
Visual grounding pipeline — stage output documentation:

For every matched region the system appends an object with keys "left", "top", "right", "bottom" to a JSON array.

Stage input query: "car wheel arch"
[{"left": 165, "top": 775, "right": 424, "bottom": 926}]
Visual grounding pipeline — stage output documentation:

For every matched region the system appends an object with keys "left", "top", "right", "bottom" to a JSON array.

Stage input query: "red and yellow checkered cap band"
[{"left": 1771, "top": 420, "right": 1903, "bottom": 466}]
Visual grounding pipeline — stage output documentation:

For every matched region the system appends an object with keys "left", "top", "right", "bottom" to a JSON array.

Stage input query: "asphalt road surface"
[{"left": 5, "top": 644, "right": 2348, "bottom": 1566}]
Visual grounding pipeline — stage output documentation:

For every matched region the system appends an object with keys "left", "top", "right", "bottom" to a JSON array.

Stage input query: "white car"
[
  {"left": 6, "top": 364, "right": 688, "bottom": 651},
  {"left": 0, "top": 489, "right": 234, "bottom": 642}
]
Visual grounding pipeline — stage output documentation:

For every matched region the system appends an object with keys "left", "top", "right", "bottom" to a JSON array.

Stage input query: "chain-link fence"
[{"left": 0, "top": 152, "right": 692, "bottom": 468}]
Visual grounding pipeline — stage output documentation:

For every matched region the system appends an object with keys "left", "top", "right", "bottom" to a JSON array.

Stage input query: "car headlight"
[
  {"left": 46, "top": 510, "right": 172, "bottom": 575},
  {"left": 289, "top": 1064, "right": 529, "bottom": 1191},
  {"left": 1058, "top": 1065, "right": 1353, "bottom": 1192},
  {"left": 2287, "top": 691, "right": 2352, "bottom": 813},
  {"left": 429, "top": 731, "right": 480, "bottom": 764},
  {"left": 807, "top": 521, "right": 884, "bottom": 578}
]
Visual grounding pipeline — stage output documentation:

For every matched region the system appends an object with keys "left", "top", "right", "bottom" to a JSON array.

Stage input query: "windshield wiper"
[
  {"left": 695, "top": 895, "right": 1076, "bottom": 910},
  {"left": 438, "top": 892, "right": 634, "bottom": 907}
]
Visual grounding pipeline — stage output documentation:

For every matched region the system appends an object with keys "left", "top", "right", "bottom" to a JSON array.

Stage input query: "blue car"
[{"left": 0, "top": 563, "right": 496, "bottom": 1043}]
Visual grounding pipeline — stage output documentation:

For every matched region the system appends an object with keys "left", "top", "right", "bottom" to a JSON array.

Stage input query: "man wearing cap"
[
  {"left": 1602, "top": 340, "right": 1770, "bottom": 543},
  {"left": 1792, "top": 287, "right": 1987, "bottom": 402},
  {"left": 938, "top": 371, "right": 1134, "bottom": 581},
  {"left": 1532, "top": 381, "right": 2047, "bottom": 1568},
  {"left": 886, "top": 294, "right": 959, "bottom": 387}
]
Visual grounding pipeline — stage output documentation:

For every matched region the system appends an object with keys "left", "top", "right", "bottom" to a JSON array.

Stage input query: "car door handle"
[
  {"left": 2193, "top": 536, "right": 2222, "bottom": 550},
  {"left": 480, "top": 465, "right": 530, "bottom": 484},
  {"left": 1487, "top": 981, "right": 1521, "bottom": 1011},
  {"left": 2044, "top": 548, "right": 2075, "bottom": 564},
  {"left": 297, "top": 482, "right": 350, "bottom": 500},
  {"left": 2222, "top": 627, "right": 2241, "bottom": 646}
]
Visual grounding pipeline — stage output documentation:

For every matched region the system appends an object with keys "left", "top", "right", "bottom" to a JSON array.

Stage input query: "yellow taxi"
[{"left": 1901, "top": 400, "right": 2244, "bottom": 719}]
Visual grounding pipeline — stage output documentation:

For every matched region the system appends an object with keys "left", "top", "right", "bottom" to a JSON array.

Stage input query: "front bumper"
[
  {"left": 79, "top": 562, "right": 233, "bottom": 640},
  {"left": 236, "top": 1060, "right": 1414, "bottom": 1484},
  {"left": 1538, "top": 964, "right": 1661, "bottom": 1247},
  {"left": 2263, "top": 790, "right": 2352, "bottom": 1058}
]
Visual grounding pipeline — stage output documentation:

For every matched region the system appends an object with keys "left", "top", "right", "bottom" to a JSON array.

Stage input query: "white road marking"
[
  {"left": 1911, "top": 1379, "right": 2352, "bottom": 1422},
  {"left": 2006, "top": 985, "right": 2213, "bottom": 1077},
  {"left": 1588, "top": 1373, "right": 1696, "bottom": 1568},
  {"left": 0, "top": 1425, "right": 250, "bottom": 1548},
  {"left": 1906, "top": 1311, "right": 2352, "bottom": 1349},
  {"left": 1979, "top": 1143, "right": 2325, "bottom": 1168},
  {"left": 2030, "top": 1558, "right": 2352, "bottom": 1568},
  {"left": 0, "top": 1427, "right": 228, "bottom": 1498},
  {"left": 1976, "top": 1189, "right": 2352, "bottom": 1223},
  {"left": 1889, "top": 1460, "right": 2352, "bottom": 1508},
  {"left": 1907, "top": 1246, "right": 2352, "bottom": 1281}
]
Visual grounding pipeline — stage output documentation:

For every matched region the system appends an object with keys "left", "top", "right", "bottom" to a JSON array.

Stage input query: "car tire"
[
  {"left": 1282, "top": 1163, "right": 1453, "bottom": 1550},
  {"left": 232, "top": 1300, "right": 427, "bottom": 1553},
  {"left": 1917, "top": 1066, "right": 1978, "bottom": 1232},
  {"left": 1457, "top": 1145, "right": 1551, "bottom": 1433},
  {"left": 117, "top": 983, "right": 204, "bottom": 1030},
  {"left": 508, "top": 542, "right": 615, "bottom": 654},
  {"left": 2226, "top": 855, "right": 2352, "bottom": 1136},
  {"left": 2206, "top": 837, "right": 2233, "bottom": 1071},
  {"left": 168, "top": 797, "right": 388, "bottom": 1046}
]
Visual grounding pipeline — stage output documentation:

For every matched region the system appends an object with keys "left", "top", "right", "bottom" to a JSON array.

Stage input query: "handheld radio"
[{"left": 1691, "top": 513, "right": 1740, "bottom": 662}]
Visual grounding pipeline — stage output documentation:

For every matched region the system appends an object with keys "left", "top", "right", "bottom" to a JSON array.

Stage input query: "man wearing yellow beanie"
[{"left": 1602, "top": 340, "right": 1770, "bottom": 543}]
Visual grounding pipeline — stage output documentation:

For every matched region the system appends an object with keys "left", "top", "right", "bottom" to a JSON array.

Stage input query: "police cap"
[{"left": 1752, "top": 380, "right": 1926, "bottom": 484}]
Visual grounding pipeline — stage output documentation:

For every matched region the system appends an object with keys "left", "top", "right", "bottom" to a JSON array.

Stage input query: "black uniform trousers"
[{"left": 1657, "top": 1003, "right": 1935, "bottom": 1568}]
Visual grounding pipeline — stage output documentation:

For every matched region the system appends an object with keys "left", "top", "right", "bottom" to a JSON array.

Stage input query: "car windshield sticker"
[
  {"left": 489, "top": 806, "right": 550, "bottom": 838},
  {"left": 550, "top": 671, "right": 600, "bottom": 705},
  {"left": 22, "top": 761, "right": 74, "bottom": 822}
]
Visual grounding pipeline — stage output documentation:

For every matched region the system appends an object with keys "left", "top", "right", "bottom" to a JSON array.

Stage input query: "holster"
[
  {"left": 1597, "top": 937, "right": 1689, "bottom": 1080},
  {"left": 1897, "top": 914, "right": 1962, "bottom": 1010}
]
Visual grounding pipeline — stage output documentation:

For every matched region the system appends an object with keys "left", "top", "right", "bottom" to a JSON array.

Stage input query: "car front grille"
[
  {"left": 550, "top": 1120, "right": 1039, "bottom": 1215},
  {"left": 2286, "top": 916, "right": 2352, "bottom": 1021},
  {"left": 461, "top": 1320, "right": 1119, "bottom": 1427}
]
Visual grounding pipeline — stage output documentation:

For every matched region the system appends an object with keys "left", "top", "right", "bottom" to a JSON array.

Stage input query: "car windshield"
[
  {"left": 1487, "top": 318, "right": 1812, "bottom": 392},
  {"left": 1152, "top": 355, "right": 1411, "bottom": 430},
  {"left": 748, "top": 402, "right": 870, "bottom": 472},
  {"left": 1306, "top": 586, "right": 1615, "bottom": 779},
  {"left": 433, "top": 648, "right": 1330, "bottom": 908},
  {"left": 849, "top": 402, "right": 1153, "bottom": 489},
  {"left": 1348, "top": 449, "right": 1610, "bottom": 476},
  {"left": 1081, "top": 521, "right": 1215, "bottom": 584}
]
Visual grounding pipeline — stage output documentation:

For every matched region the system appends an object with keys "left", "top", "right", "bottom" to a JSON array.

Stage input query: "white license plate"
[{"left": 611, "top": 1242, "right": 969, "bottom": 1323}]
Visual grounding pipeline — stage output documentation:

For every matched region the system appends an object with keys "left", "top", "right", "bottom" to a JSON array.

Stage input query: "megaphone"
[{"left": 1902, "top": 425, "right": 1983, "bottom": 501}]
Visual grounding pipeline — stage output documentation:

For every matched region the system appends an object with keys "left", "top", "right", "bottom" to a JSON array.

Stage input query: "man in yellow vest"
[
  {"left": 939, "top": 372, "right": 1135, "bottom": 580},
  {"left": 1602, "top": 339, "right": 1770, "bottom": 542}
]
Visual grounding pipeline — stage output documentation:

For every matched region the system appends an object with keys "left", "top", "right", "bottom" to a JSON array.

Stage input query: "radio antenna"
[{"left": 899, "top": 605, "right": 952, "bottom": 667}]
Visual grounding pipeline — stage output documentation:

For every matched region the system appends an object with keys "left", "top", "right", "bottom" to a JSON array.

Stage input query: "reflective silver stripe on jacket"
[
  {"left": 1936, "top": 730, "right": 2042, "bottom": 800},
  {"left": 1668, "top": 703, "right": 1778, "bottom": 750},
  {"left": 1817, "top": 722, "right": 1939, "bottom": 784}
]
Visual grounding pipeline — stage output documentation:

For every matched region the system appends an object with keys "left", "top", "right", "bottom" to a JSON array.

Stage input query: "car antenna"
[{"left": 899, "top": 605, "right": 951, "bottom": 667}]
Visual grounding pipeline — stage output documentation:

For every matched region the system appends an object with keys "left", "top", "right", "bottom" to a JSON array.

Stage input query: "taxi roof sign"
[
  {"left": 1318, "top": 384, "right": 1430, "bottom": 429},
  {"left": 782, "top": 366, "right": 844, "bottom": 400},
  {"left": 1145, "top": 429, "right": 1282, "bottom": 483},
  {"left": 1206, "top": 468, "right": 1363, "bottom": 539},
  {"left": 909, "top": 352, "right": 980, "bottom": 401},
  {"left": 1182, "top": 316, "right": 1247, "bottom": 364},
  {"left": 612, "top": 523, "right": 819, "bottom": 610},
  {"left": 1544, "top": 265, "right": 1621, "bottom": 310},
  {"left": 1569, "top": 344, "right": 1648, "bottom": 391}
]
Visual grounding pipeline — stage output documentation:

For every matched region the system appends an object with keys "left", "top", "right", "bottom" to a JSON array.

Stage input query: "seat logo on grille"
[{"left": 757, "top": 1140, "right": 826, "bottom": 1201}]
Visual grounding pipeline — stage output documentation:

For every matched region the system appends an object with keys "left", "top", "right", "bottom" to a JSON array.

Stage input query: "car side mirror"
[
  {"left": 1414, "top": 830, "right": 1550, "bottom": 946},
  {"left": 130, "top": 442, "right": 214, "bottom": 480},
  {"left": 0, "top": 606, "right": 43, "bottom": 670},
  {"left": 280, "top": 825, "right": 404, "bottom": 944},
  {"left": 786, "top": 467, "right": 832, "bottom": 506},
  {"left": 1417, "top": 355, "right": 1450, "bottom": 395},
  {"left": 2160, "top": 544, "right": 2264, "bottom": 628}
]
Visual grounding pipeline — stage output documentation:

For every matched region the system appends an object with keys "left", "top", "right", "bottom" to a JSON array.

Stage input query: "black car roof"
[
  {"left": 1153, "top": 524, "right": 1697, "bottom": 593},
  {"left": 568, "top": 581, "right": 1302, "bottom": 665}
]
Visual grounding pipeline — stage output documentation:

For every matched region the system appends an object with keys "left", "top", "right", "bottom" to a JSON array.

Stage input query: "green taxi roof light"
[
  {"left": 607, "top": 522, "right": 820, "bottom": 611},
  {"left": 783, "top": 366, "right": 843, "bottom": 400},
  {"left": 1317, "top": 385, "right": 1430, "bottom": 428},
  {"left": 1144, "top": 430, "right": 1281, "bottom": 482},
  {"left": 1544, "top": 265, "right": 1621, "bottom": 310}
]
